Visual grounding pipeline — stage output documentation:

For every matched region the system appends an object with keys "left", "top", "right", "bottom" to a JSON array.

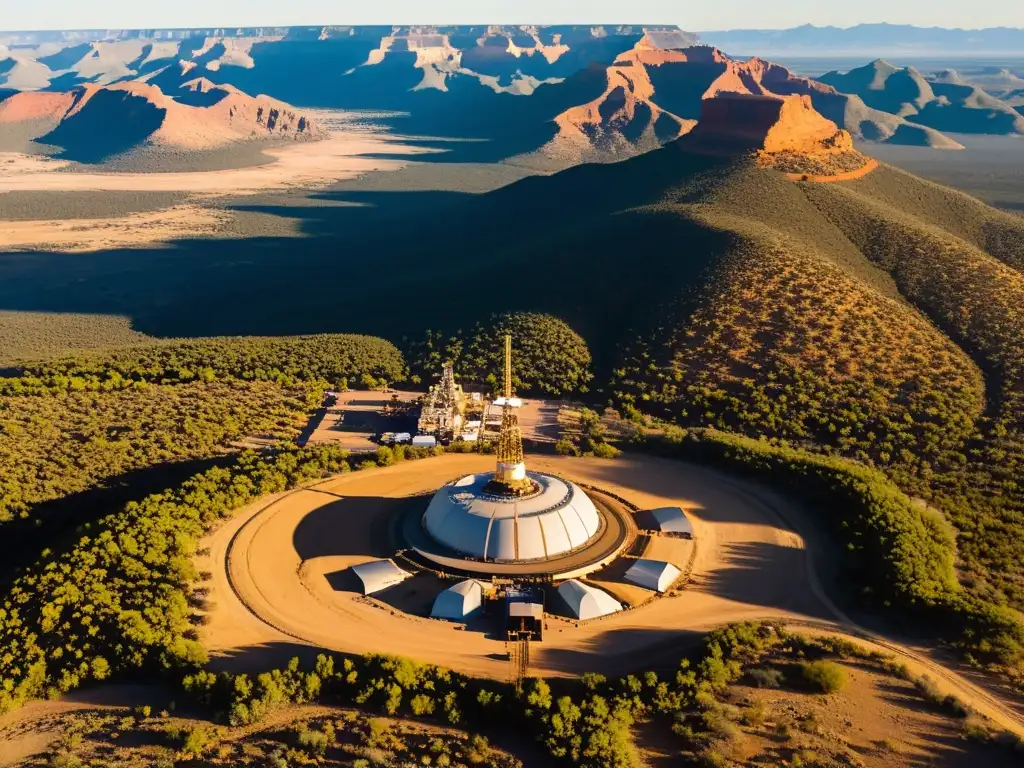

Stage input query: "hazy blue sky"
[{"left": 2, "top": 1, "right": 1022, "bottom": 32}]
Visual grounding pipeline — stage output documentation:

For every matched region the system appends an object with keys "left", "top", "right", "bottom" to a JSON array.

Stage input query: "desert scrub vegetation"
[
  {"left": 798, "top": 661, "right": 847, "bottom": 694},
  {"left": 0, "top": 310, "right": 150, "bottom": 367},
  {"left": 1, "top": 333, "right": 407, "bottom": 395},
  {"left": 638, "top": 426, "right": 1024, "bottom": 668},
  {"left": 24, "top": 707, "right": 523, "bottom": 768},
  {"left": 835, "top": 164, "right": 1024, "bottom": 274},
  {"left": 0, "top": 443, "right": 394, "bottom": 714},
  {"left": 803, "top": 178, "right": 1024, "bottom": 611},
  {"left": 614, "top": 165, "right": 1024, "bottom": 654},
  {"left": 17, "top": 622, "right": 1020, "bottom": 768},
  {"left": 407, "top": 312, "right": 593, "bottom": 396},
  {"left": 0, "top": 440, "right": 471, "bottom": 715},
  {"left": 555, "top": 407, "right": 621, "bottom": 458},
  {"left": 0, "top": 380, "right": 317, "bottom": 526},
  {"left": 612, "top": 231, "right": 982, "bottom": 474},
  {"left": 174, "top": 624, "right": 785, "bottom": 768}
]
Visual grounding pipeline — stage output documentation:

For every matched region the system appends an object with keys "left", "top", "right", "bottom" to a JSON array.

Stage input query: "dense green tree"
[{"left": 408, "top": 313, "right": 593, "bottom": 396}]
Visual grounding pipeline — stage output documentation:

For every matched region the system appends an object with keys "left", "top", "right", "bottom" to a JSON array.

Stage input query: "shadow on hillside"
[
  {"left": 0, "top": 147, "right": 735, "bottom": 369},
  {"left": 41, "top": 89, "right": 167, "bottom": 163},
  {"left": 0, "top": 454, "right": 235, "bottom": 589}
]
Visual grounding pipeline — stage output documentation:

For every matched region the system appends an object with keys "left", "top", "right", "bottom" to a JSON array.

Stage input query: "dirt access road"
[{"left": 200, "top": 453, "right": 1024, "bottom": 739}]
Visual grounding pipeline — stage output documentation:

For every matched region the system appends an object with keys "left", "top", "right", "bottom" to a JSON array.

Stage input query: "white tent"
[
  {"left": 624, "top": 559, "right": 681, "bottom": 593},
  {"left": 642, "top": 507, "right": 694, "bottom": 538},
  {"left": 431, "top": 579, "right": 485, "bottom": 621},
  {"left": 350, "top": 559, "right": 411, "bottom": 595},
  {"left": 556, "top": 579, "right": 623, "bottom": 620}
]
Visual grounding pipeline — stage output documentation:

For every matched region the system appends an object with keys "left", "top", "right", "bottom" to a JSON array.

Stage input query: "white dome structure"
[
  {"left": 423, "top": 471, "right": 601, "bottom": 562},
  {"left": 431, "top": 579, "right": 485, "bottom": 621},
  {"left": 557, "top": 579, "right": 623, "bottom": 620}
]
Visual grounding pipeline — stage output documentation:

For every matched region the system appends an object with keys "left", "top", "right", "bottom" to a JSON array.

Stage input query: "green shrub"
[
  {"left": 297, "top": 727, "right": 330, "bottom": 758},
  {"left": 799, "top": 661, "right": 847, "bottom": 694},
  {"left": 746, "top": 667, "right": 784, "bottom": 689},
  {"left": 555, "top": 438, "right": 580, "bottom": 456},
  {"left": 592, "top": 442, "right": 622, "bottom": 459},
  {"left": 180, "top": 726, "right": 217, "bottom": 758},
  {"left": 408, "top": 313, "right": 593, "bottom": 396}
]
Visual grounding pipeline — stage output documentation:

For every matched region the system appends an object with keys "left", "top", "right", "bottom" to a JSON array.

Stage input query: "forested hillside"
[
  {"left": 0, "top": 334, "right": 406, "bottom": 592},
  {"left": 407, "top": 312, "right": 593, "bottom": 396}
]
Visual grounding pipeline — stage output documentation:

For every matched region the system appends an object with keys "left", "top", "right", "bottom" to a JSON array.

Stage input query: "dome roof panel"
[
  {"left": 558, "top": 504, "right": 592, "bottom": 549},
  {"left": 539, "top": 511, "right": 572, "bottom": 556},
  {"left": 515, "top": 515, "right": 548, "bottom": 560},
  {"left": 487, "top": 517, "right": 518, "bottom": 560}
]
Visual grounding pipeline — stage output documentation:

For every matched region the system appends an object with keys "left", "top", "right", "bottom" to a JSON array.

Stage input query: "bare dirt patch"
[
  {"left": 0, "top": 702, "right": 531, "bottom": 768},
  {"left": 0, "top": 131, "right": 432, "bottom": 196},
  {"left": 0, "top": 119, "right": 437, "bottom": 251},
  {"left": 0, "top": 204, "right": 229, "bottom": 251},
  {"left": 644, "top": 641, "right": 1023, "bottom": 768}
]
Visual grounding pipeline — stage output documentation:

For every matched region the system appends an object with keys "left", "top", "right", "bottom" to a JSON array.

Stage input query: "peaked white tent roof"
[
  {"left": 350, "top": 559, "right": 411, "bottom": 595},
  {"left": 624, "top": 559, "right": 681, "bottom": 593},
  {"left": 431, "top": 579, "right": 485, "bottom": 621},
  {"left": 644, "top": 507, "right": 694, "bottom": 537},
  {"left": 557, "top": 579, "right": 623, "bottom": 620}
]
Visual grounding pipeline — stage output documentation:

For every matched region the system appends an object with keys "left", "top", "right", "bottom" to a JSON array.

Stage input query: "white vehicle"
[{"left": 393, "top": 432, "right": 413, "bottom": 444}]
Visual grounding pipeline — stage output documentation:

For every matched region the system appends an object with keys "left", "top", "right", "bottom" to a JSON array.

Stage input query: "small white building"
[
  {"left": 412, "top": 435, "right": 437, "bottom": 449},
  {"left": 431, "top": 579, "right": 485, "bottom": 621},
  {"left": 624, "top": 559, "right": 681, "bottom": 593},
  {"left": 639, "top": 507, "right": 694, "bottom": 538},
  {"left": 350, "top": 559, "right": 411, "bottom": 595},
  {"left": 556, "top": 579, "right": 623, "bottom": 620}
]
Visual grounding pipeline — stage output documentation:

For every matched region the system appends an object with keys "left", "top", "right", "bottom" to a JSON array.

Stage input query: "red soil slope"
[
  {"left": 548, "top": 43, "right": 961, "bottom": 156},
  {"left": 0, "top": 81, "right": 325, "bottom": 153}
]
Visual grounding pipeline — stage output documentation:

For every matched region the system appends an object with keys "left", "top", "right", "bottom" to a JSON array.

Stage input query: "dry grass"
[{"left": 2, "top": 706, "right": 525, "bottom": 768}]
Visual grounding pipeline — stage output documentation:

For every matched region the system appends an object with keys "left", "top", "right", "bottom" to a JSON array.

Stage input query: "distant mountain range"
[
  {"left": 3, "top": 24, "right": 1024, "bottom": 168},
  {"left": 698, "top": 24, "right": 1024, "bottom": 56}
]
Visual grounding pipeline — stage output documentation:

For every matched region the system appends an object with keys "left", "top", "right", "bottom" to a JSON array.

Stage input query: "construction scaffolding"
[
  {"left": 508, "top": 633, "right": 531, "bottom": 692},
  {"left": 487, "top": 334, "right": 532, "bottom": 495},
  {"left": 416, "top": 362, "right": 465, "bottom": 439}
]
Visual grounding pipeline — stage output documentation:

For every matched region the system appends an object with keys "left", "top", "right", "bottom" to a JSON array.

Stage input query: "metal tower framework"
[
  {"left": 490, "top": 333, "right": 531, "bottom": 495},
  {"left": 503, "top": 333, "right": 513, "bottom": 400}
]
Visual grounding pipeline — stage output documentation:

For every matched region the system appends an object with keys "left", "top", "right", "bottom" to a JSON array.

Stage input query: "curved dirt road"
[{"left": 201, "top": 452, "right": 1024, "bottom": 738}]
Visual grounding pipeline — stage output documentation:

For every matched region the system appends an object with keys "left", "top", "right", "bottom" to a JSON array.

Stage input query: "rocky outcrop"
[
  {"left": 682, "top": 93, "right": 872, "bottom": 178},
  {"left": 542, "top": 43, "right": 964, "bottom": 161},
  {"left": 0, "top": 81, "right": 326, "bottom": 160}
]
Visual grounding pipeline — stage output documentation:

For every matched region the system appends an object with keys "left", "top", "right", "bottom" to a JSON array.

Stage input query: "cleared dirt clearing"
[
  {"left": 202, "top": 452, "right": 1024, "bottom": 738},
  {"left": 206, "top": 453, "right": 826, "bottom": 680}
]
